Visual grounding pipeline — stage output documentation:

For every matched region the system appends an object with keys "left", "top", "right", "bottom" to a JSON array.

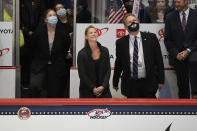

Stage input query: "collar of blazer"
[
  {"left": 186, "top": 8, "right": 195, "bottom": 31},
  {"left": 127, "top": 31, "right": 151, "bottom": 59},
  {"left": 175, "top": 8, "right": 195, "bottom": 31},
  {"left": 126, "top": 31, "right": 147, "bottom": 42},
  {"left": 84, "top": 41, "right": 103, "bottom": 57}
]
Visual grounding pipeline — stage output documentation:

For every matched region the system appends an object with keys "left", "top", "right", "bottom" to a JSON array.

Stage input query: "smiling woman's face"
[{"left": 85, "top": 28, "right": 98, "bottom": 42}]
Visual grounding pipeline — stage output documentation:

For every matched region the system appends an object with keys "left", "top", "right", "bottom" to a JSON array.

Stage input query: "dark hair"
[
  {"left": 44, "top": 9, "right": 56, "bottom": 19},
  {"left": 55, "top": 3, "right": 65, "bottom": 11},
  {"left": 44, "top": 9, "right": 56, "bottom": 24},
  {"left": 156, "top": 0, "right": 169, "bottom": 8},
  {"left": 123, "top": 0, "right": 134, "bottom": 4}
]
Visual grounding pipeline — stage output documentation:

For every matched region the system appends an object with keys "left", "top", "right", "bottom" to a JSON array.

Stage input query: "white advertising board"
[
  {"left": 0, "top": 22, "right": 13, "bottom": 66},
  {"left": 0, "top": 105, "right": 197, "bottom": 131},
  {"left": 1, "top": 115, "right": 197, "bottom": 131},
  {"left": 0, "top": 68, "right": 15, "bottom": 98}
]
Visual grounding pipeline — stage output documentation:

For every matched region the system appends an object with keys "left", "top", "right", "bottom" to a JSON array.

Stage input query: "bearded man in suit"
[{"left": 164, "top": 0, "right": 197, "bottom": 98}]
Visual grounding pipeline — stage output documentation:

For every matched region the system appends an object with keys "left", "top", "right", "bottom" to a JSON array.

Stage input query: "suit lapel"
[
  {"left": 43, "top": 25, "right": 50, "bottom": 52},
  {"left": 174, "top": 11, "right": 185, "bottom": 34},
  {"left": 122, "top": 35, "right": 131, "bottom": 74},
  {"left": 52, "top": 28, "right": 58, "bottom": 50},
  {"left": 141, "top": 32, "right": 148, "bottom": 69},
  {"left": 125, "top": 35, "right": 130, "bottom": 65},
  {"left": 185, "top": 9, "right": 193, "bottom": 34},
  {"left": 45, "top": 26, "right": 57, "bottom": 52}
]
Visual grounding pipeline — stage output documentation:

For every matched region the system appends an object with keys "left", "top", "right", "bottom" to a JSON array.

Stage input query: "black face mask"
[{"left": 128, "top": 22, "right": 139, "bottom": 32}]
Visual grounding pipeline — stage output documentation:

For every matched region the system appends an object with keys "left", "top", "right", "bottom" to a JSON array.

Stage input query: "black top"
[
  {"left": 56, "top": 21, "right": 73, "bottom": 35},
  {"left": 93, "top": 59, "right": 100, "bottom": 87},
  {"left": 77, "top": 42, "right": 112, "bottom": 98}
]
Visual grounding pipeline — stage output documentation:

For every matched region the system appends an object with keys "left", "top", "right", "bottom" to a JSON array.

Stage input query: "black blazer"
[
  {"left": 113, "top": 32, "right": 164, "bottom": 96},
  {"left": 77, "top": 42, "right": 111, "bottom": 98},
  {"left": 29, "top": 24, "right": 70, "bottom": 76},
  {"left": 164, "top": 9, "right": 197, "bottom": 66}
]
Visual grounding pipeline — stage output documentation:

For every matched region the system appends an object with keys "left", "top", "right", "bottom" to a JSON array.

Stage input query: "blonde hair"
[
  {"left": 123, "top": 13, "right": 140, "bottom": 25},
  {"left": 84, "top": 25, "right": 97, "bottom": 46}
]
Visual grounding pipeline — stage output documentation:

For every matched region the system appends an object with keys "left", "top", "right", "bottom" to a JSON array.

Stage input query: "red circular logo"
[
  {"left": 17, "top": 107, "right": 31, "bottom": 120},
  {"left": 0, "top": 48, "right": 10, "bottom": 56}
]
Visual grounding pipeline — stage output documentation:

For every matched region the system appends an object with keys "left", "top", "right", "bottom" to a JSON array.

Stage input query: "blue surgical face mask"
[
  {"left": 47, "top": 16, "right": 58, "bottom": 26},
  {"left": 57, "top": 8, "right": 67, "bottom": 18}
]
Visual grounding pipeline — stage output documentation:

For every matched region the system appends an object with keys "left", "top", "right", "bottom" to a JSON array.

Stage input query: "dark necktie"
[
  {"left": 181, "top": 12, "right": 186, "bottom": 32},
  {"left": 133, "top": 36, "right": 138, "bottom": 79}
]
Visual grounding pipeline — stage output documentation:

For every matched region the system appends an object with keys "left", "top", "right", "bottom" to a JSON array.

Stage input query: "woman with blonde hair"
[{"left": 77, "top": 25, "right": 112, "bottom": 98}]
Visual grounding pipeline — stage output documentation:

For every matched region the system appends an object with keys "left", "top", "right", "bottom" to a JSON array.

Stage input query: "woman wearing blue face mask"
[
  {"left": 56, "top": 4, "right": 67, "bottom": 23},
  {"left": 55, "top": 3, "right": 73, "bottom": 24},
  {"left": 55, "top": 3, "right": 73, "bottom": 98},
  {"left": 55, "top": 3, "right": 73, "bottom": 36},
  {"left": 27, "top": 9, "right": 71, "bottom": 98},
  {"left": 55, "top": 3, "right": 73, "bottom": 31}
]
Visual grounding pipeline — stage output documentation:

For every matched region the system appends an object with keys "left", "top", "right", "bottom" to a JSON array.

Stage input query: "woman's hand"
[
  {"left": 93, "top": 86, "right": 104, "bottom": 97},
  {"left": 93, "top": 88, "right": 99, "bottom": 96},
  {"left": 96, "top": 86, "right": 105, "bottom": 97}
]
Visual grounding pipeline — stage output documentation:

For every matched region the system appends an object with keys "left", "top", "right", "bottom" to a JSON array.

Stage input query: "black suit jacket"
[
  {"left": 77, "top": 42, "right": 111, "bottom": 98},
  {"left": 113, "top": 32, "right": 164, "bottom": 96},
  {"left": 29, "top": 24, "right": 70, "bottom": 76},
  {"left": 164, "top": 9, "right": 197, "bottom": 66}
]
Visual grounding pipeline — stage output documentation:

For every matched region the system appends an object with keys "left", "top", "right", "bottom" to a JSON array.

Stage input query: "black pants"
[
  {"left": 29, "top": 64, "right": 66, "bottom": 98},
  {"left": 189, "top": 61, "right": 197, "bottom": 94},
  {"left": 174, "top": 60, "right": 190, "bottom": 98},
  {"left": 64, "top": 64, "right": 71, "bottom": 98},
  {"left": 20, "top": 37, "right": 31, "bottom": 98},
  {"left": 126, "top": 78, "right": 157, "bottom": 98}
]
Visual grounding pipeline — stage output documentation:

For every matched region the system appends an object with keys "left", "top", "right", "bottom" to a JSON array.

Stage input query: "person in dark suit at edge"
[
  {"left": 164, "top": 0, "right": 197, "bottom": 98},
  {"left": 113, "top": 13, "right": 164, "bottom": 98},
  {"left": 28, "top": 9, "right": 70, "bottom": 98},
  {"left": 20, "top": 0, "right": 45, "bottom": 97},
  {"left": 77, "top": 25, "right": 112, "bottom": 98}
]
